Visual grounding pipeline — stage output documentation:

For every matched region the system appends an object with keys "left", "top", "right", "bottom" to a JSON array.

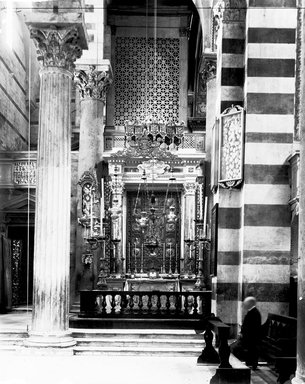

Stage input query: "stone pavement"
[{"left": 0, "top": 311, "right": 278, "bottom": 384}]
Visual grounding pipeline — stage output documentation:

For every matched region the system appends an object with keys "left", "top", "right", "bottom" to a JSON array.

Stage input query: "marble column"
[
  {"left": 293, "top": 1, "right": 305, "bottom": 382},
  {"left": 25, "top": 26, "right": 86, "bottom": 348},
  {"left": 74, "top": 63, "right": 112, "bottom": 177},
  {"left": 74, "top": 64, "right": 112, "bottom": 291}
]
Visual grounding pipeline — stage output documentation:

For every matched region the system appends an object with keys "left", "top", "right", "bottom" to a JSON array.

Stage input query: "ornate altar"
[{"left": 77, "top": 118, "right": 211, "bottom": 294}]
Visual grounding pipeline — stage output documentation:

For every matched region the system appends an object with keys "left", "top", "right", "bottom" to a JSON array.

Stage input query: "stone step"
[
  {"left": 0, "top": 338, "right": 25, "bottom": 346},
  {"left": 71, "top": 329, "right": 204, "bottom": 340},
  {"left": 73, "top": 346, "right": 202, "bottom": 356},
  {"left": 75, "top": 337, "right": 204, "bottom": 348},
  {"left": 0, "top": 331, "right": 28, "bottom": 339}
]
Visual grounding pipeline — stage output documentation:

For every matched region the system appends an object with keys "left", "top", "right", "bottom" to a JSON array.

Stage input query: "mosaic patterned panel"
[{"left": 115, "top": 37, "right": 180, "bottom": 127}]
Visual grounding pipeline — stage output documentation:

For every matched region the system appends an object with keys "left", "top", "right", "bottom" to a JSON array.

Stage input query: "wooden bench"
[{"left": 260, "top": 313, "right": 296, "bottom": 384}]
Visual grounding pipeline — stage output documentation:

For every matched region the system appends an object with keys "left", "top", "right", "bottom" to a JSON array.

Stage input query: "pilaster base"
[{"left": 24, "top": 331, "right": 76, "bottom": 350}]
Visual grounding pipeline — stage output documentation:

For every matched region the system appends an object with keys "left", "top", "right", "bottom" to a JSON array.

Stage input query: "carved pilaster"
[
  {"left": 74, "top": 65, "right": 112, "bottom": 101},
  {"left": 29, "top": 26, "right": 83, "bottom": 72},
  {"left": 110, "top": 179, "right": 124, "bottom": 197}
]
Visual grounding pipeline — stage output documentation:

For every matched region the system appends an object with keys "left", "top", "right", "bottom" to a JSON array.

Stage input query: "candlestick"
[
  {"left": 169, "top": 243, "right": 172, "bottom": 274},
  {"left": 175, "top": 244, "right": 178, "bottom": 274},
  {"left": 203, "top": 196, "right": 208, "bottom": 237},
  {"left": 163, "top": 243, "right": 166, "bottom": 273},
  {"left": 90, "top": 188, "right": 93, "bottom": 237},
  {"left": 134, "top": 243, "right": 137, "bottom": 273},
  {"left": 199, "top": 184, "right": 203, "bottom": 220},
  {"left": 100, "top": 178, "right": 104, "bottom": 236},
  {"left": 128, "top": 242, "right": 131, "bottom": 274},
  {"left": 112, "top": 244, "right": 116, "bottom": 274},
  {"left": 141, "top": 243, "right": 144, "bottom": 273},
  {"left": 102, "top": 239, "right": 105, "bottom": 259}
]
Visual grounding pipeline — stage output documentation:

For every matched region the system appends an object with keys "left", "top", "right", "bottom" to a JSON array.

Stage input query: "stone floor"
[{"left": 0, "top": 310, "right": 279, "bottom": 384}]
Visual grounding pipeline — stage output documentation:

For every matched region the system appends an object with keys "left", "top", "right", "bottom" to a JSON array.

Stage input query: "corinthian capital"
[
  {"left": 74, "top": 66, "right": 112, "bottom": 101},
  {"left": 29, "top": 26, "right": 83, "bottom": 72}
]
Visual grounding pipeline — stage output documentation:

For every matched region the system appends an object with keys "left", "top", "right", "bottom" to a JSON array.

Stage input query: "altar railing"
[{"left": 79, "top": 290, "right": 211, "bottom": 319}]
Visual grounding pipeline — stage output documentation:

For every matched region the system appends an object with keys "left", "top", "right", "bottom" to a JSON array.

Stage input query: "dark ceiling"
[{"left": 107, "top": 0, "right": 196, "bottom": 16}]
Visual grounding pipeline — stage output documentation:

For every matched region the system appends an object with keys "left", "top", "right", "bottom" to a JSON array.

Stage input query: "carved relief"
[
  {"left": 201, "top": 58, "right": 217, "bottom": 82},
  {"left": 78, "top": 170, "right": 99, "bottom": 216},
  {"left": 183, "top": 182, "right": 198, "bottom": 195},
  {"left": 13, "top": 161, "right": 36, "bottom": 185},
  {"left": 29, "top": 26, "right": 82, "bottom": 72},
  {"left": 219, "top": 105, "right": 244, "bottom": 189},
  {"left": 74, "top": 65, "right": 112, "bottom": 101}
]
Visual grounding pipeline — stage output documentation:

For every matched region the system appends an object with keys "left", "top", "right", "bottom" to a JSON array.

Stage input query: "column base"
[
  {"left": 24, "top": 331, "right": 76, "bottom": 350},
  {"left": 292, "top": 374, "right": 305, "bottom": 384}
]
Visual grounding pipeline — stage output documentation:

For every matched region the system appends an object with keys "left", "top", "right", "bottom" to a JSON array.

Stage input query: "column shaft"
[{"left": 29, "top": 67, "right": 74, "bottom": 346}]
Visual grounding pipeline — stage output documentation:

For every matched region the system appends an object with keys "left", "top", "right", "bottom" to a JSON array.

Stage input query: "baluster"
[
  {"left": 184, "top": 293, "right": 189, "bottom": 315},
  {"left": 101, "top": 293, "right": 107, "bottom": 314},
  {"left": 157, "top": 294, "right": 162, "bottom": 314},
  {"left": 147, "top": 293, "right": 152, "bottom": 314},
  {"left": 175, "top": 293, "right": 180, "bottom": 315},
  {"left": 129, "top": 294, "right": 134, "bottom": 313},
  {"left": 197, "top": 327, "right": 220, "bottom": 365},
  {"left": 138, "top": 293, "right": 143, "bottom": 313},
  {"left": 193, "top": 294, "right": 198, "bottom": 315},
  {"left": 111, "top": 294, "right": 116, "bottom": 314},
  {"left": 166, "top": 294, "right": 171, "bottom": 314},
  {"left": 121, "top": 293, "right": 126, "bottom": 314}
]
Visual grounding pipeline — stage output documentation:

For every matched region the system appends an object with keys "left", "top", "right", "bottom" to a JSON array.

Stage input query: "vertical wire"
[
  {"left": 26, "top": 37, "right": 32, "bottom": 325},
  {"left": 145, "top": 0, "right": 148, "bottom": 120},
  {"left": 154, "top": 0, "right": 157, "bottom": 119}
]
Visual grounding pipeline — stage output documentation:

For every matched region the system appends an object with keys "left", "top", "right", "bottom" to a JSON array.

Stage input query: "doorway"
[{"left": 7, "top": 226, "right": 34, "bottom": 307}]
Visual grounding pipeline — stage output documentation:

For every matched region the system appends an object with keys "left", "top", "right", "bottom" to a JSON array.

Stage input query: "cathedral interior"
[{"left": 0, "top": 0, "right": 305, "bottom": 383}]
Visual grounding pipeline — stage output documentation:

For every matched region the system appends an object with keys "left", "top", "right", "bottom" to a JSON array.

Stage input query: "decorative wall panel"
[
  {"left": 114, "top": 37, "right": 180, "bottom": 127},
  {"left": 219, "top": 105, "right": 244, "bottom": 189}
]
